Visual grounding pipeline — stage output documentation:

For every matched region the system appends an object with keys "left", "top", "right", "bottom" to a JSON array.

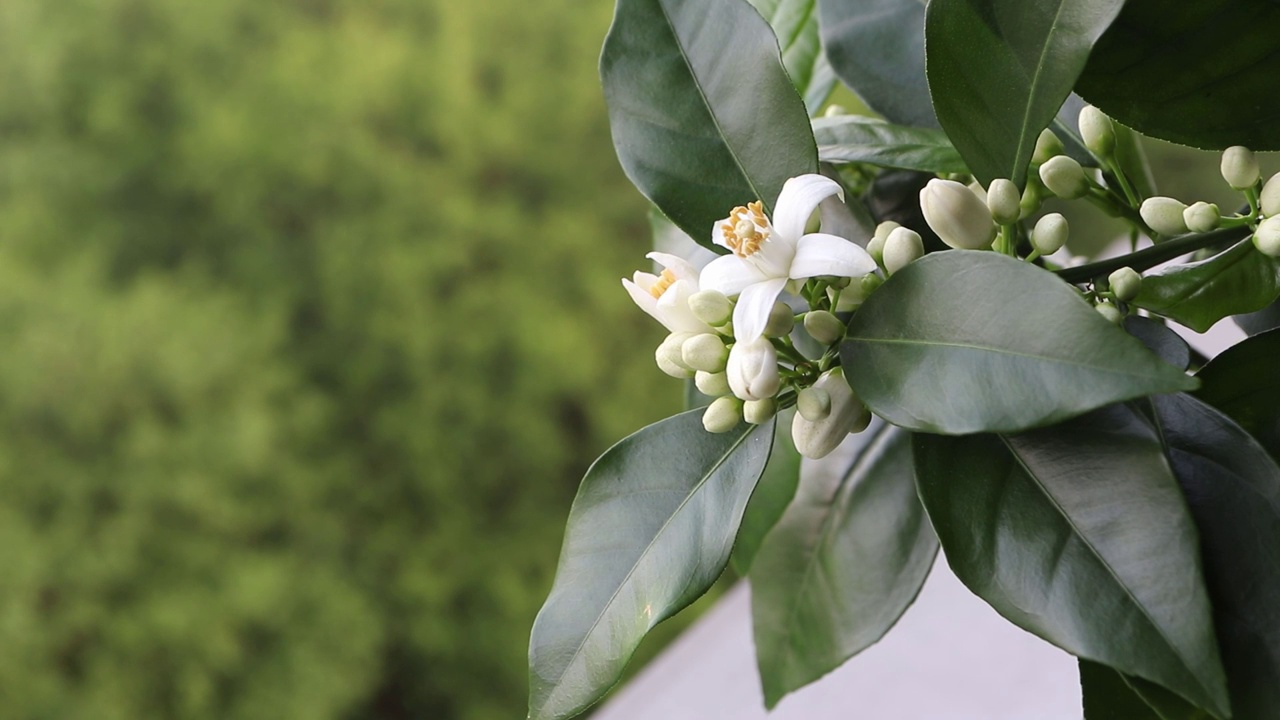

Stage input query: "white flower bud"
[
  {"left": 1078, "top": 105, "right": 1116, "bottom": 158},
  {"left": 1261, "top": 173, "right": 1280, "bottom": 217},
  {"left": 695, "top": 370, "right": 730, "bottom": 397},
  {"left": 1039, "top": 156, "right": 1090, "bottom": 199},
  {"left": 702, "top": 396, "right": 742, "bottom": 433},
  {"left": 1183, "top": 202, "right": 1220, "bottom": 234},
  {"left": 796, "top": 386, "right": 831, "bottom": 422},
  {"left": 655, "top": 332, "right": 695, "bottom": 378},
  {"left": 743, "top": 398, "right": 776, "bottom": 425},
  {"left": 803, "top": 310, "right": 845, "bottom": 345},
  {"left": 1108, "top": 267, "right": 1142, "bottom": 302},
  {"left": 764, "top": 301, "right": 795, "bottom": 338},
  {"left": 1031, "top": 213, "right": 1069, "bottom": 256},
  {"left": 726, "top": 336, "right": 780, "bottom": 401},
  {"left": 688, "top": 289, "right": 732, "bottom": 327},
  {"left": 1032, "top": 129, "right": 1064, "bottom": 165},
  {"left": 1140, "top": 197, "right": 1190, "bottom": 237},
  {"left": 681, "top": 333, "right": 728, "bottom": 373},
  {"left": 919, "top": 178, "right": 997, "bottom": 250},
  {"left": 1255, "top": 216, "right": 1280, "bottom": 257},
  {"left": 883, "top": 227, "right": 924, "bottom": 274},
  {"left": 1221, "top": 146, "right": 1260, "bottom": 190},
  {"left": 1095, "top": 302, "right": 1123, "bottom": 324},
  {"left": 791, "top": 368, "right": 871, "bottom": 459},
  {"left": 867, "top": 221, "right": 900, "bottom": 266},
  {"left": 986, "top": 179, "right": 1021, "bottom": 225}
]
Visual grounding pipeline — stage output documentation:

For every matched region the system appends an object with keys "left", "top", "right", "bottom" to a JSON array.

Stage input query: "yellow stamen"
[
  {"left": 648, "top": 268, "right": 678, "bottom": 298},
  {"left": 721, "top": 200, "right": 771, "bottom": 258}
]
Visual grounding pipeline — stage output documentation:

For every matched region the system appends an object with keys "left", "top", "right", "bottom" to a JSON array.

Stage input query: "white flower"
[
  {"left": 791, "top": 368, "right": 870, "bottom": 459},
  {"left": 700, "top": 175, "right": 876, "bottom": 342},
  {"left": 622, "top": 252, "right": 714, "bottom": 334},
  {"left": 726, "top": 336, "right": 780, "bottom": 402}
]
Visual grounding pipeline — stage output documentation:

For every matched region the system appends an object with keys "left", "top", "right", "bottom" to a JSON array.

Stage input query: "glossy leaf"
[
  {"left": 527, "top": 411, "right": 775, "bottom": 720},
  {"left": 751, "top": 420, "right": 936, "bottom": 707},
  {"left": 732, "top": 413, "right": 802, "bottom": 574},
  {"left": 812, "top": 115, "right": 967, "bottom": 174},
  {"left": 1195, "top": 328, "right": 1280, "bottom": 460},
  {"left": 1123, "top": 316, "right": 1191, "bottom": 371},
  {"left": 1080, "top": 660, "right": 1163, "bottom": 720},
  {"left": 924, "top": 0, "right": 1125, "bottom": 186},
  {"left": 1134, "top": 239, "right": 1280, "bottom": 333},
  {"left": 818, "top": 0, "right": 936, "bottom": 128},
  {"left": 841, "top": 251, "right": 1197, "bottom": 434},
  {"left": 1076, "top": 0, "right": 1280, "bottom": 150},
  {"left": 749, "top": 0, "right": 838, "bottom": 115},
  {"left": 1234, "top": 298, "right": 1280, "bottom": 336},
  {"left": 914, "top": 406, "right": 1230, "bottom": 717},
  {"left": 1152, "top": 393, "right": 1280, "bottom": 719},
  {"left": 601, "top": 0, "right": 817, "bottom": 247}
]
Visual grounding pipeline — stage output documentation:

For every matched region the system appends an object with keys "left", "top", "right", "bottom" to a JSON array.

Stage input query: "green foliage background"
[{"left": 0, "top": 0, "right": 679, "bottom": 717}]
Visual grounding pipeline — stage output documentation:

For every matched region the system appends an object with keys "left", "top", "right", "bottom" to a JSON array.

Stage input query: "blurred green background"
[{"left": 0, "top": 0, "right": 685, "bottom": 717}]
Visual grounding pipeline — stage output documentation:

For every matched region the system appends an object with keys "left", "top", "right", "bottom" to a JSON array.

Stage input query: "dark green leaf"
[
  {"left": 818, "top": 0, "right": 936, "bottom": 128},
  {"left": 1123, "top": 316, "right": 1191, "bottom": 371},
  {"left": 812, "top": 115, "right": 967, "bottom": 174},
  {"left": 1194, "top": 327, "right": 1280, "bottom": 460},
  {"left": 1080, "top": 660, "right": 1163, "bottom": 720},
  {"left": 1076, "top": 0, "right": 1280, "bottom": 150},
  {"left": 1234, "top": 298, "right": 1280, "bottom": 336},
  {"left": 1152, "top": 393, "right": 1280, "bottom": 719},
  {"left": 924, "top": 0, "right": 1125, "bottom": 185},
  {"left": 732, "top": 413, "right": 802, "bottom": 574},
  {"left": 528, "top": 411, "right": 775, "bottom": 720},
  {"left": 1127, "top": 678, "right": 1216, "bottom": 720},
  {"left": 914, "top": 406, "right": 1230, "bottom": 717},
  {"left": 601, "top": 0, "right": 817, "bottom": 248},
  {"left": 841, "top": 251, "right": 1197, "bottom": 434},
  {"left": 748, "top": 0, "right": 838, "bottom": 116},
  {"left": 1134, "top": 239, "right": 1280, "bottom": 333},
  {"left": 751, "top": 420, "right": 936, "bottom": 707}
]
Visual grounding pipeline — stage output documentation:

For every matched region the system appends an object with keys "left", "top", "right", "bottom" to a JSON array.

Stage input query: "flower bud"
[
  {"left": 726, "top": 336, "right": 780, "bottom": 401},
  {"left": 803, "top": 310, "right": 845, "bottom": 345},
  {"left": 702, "top": 396, "right": 742, "bottom": 433},
  {"left": 688, "top": 289, "right": 732, "bottom": 327},
  {"left": 1039, "top": 156, "right": 1090, "bottom": 199},
  {"left": 1183, "top": 202, "right": 1220, "bottom": 234},
  {"left": 1255, "top": 216, "right": 1280, "bottom": 257},
  {"left": 1031, "top": 213, "right": 1069, "bottom": 256},
  {"left": 1108, "top": 267, "right": 1142, "bottom": 302},
  {"left": 655, "top": 332, "right": 695, "bottom": 378},
  {"left": 822, "top": 104, "right": 848, "bottom": 118},
  {"left": 919, "top": 178, "right": 997, "bottom": 250},
  {"left": 1140, "top": 197, "right": 1189, "bottom": 237},
  {"left": 743, "top": 398, "right": 776, "bottom": 425},
  {"left": 791, "top": 368, "right": 871, "bottom": 459},
  {"left": 882, "top": 227, "right": 924, "bottom": 275},
  {"left": 867, "top": 221, "right": 899, "bottom": 266},
  {"left": 764, "top": 301, "right": 795, "bottom": 338},
  {"left": 1261, "top": 173, "right": 1280, "bottom": 217},
  {"left": 1095, "top": 302, "right": 1123, "bottom": 324},
  {"left": 1032, "top": 129, "right": 1064, "bottom": 165},
  {"left": 986, "top": 179, "right": 1021, "bottom": 225},
  {"left": 681, "top": 333, "right": 728, "bottom": 373},
  {"left": 695, "top": 370, "right": 730, "bottom": 397},
  {"left": 1078, "top": 105, "right": 1116, "bottom": 158},
  {"left": 797, "top": 386, "right": 831, "bottom": 422},
  {"left": 1221, "top": 146, "right": 1260, "bottom": 190}
]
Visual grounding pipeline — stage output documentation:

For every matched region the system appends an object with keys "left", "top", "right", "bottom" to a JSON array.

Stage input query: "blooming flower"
[
  {"left": 700, "top": 174, "right": 877, "bottom": 342},
  {"left": 622, "top": 252, "right": 714, "bottom": 334}
]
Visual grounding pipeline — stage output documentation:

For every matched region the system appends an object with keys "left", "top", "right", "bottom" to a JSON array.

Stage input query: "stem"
[
  {"left": 1104, "top": 160, "right": 1141, "bottom": 208},
  {"left": 1056, "top": 225, "right": 1250, "bottom": 284}
]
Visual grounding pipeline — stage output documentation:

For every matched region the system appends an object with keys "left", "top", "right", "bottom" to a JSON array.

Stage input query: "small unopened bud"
[
  {"left": 743, "top": 398, "right": 776, "bottom": 425},
  {"left": 1078, "top": 105, "right": 1116, "bottom": 159},
  {"left": 726, "top": 336, "right": 780, "bottom": 401},
  {"left": 682, "top": 333, "right": 728, "bottom": 373},
  {"left": 919, "top": 178, "right": 997, "bottom": 250},
  {"left": 1261, "top": 173, "right": 1280, "bottom": 217},
  {"left": 1095, "top": 302, "right": 1123, "bottom": 324},
  {"left": 883, "top": 227, "right": 924, "bottom": 274},
  {"left": 867, "top": 221, "right": 900, "bottom": 266},
  {"left": 803, "top": 310, "right": 845, "bottom": 345},
  {"left": 791, "top": 368, "right": 871, "bottom": 459},
  {"left": 797, "top": 386, "right": 832, "bottom": 422},
  {"left": 695, "top": 370, "right": 730, "bottom": 397},
  {"left": 1031, "top": 213, "right": 1069, "bottom": 256},
  {"left": 655, "top": 332, "right": 695, "bottom": 378},
  {"left": 702, "top": 396, "right": 743, "bottom": 433},
  {"left": 764, "top": 301, "right": 795, "bottom": 338},
  {"left": 1255, "top": 216, "right": 1280, "bottom": 257},
  {"left": 1032, "top": 129, "right": 1064, "bottom": 165},
  {"left": 987, "top": 179, "right": 1021, "bottom": 225},
  {"left": 688, "top": 290, "right": 732, "bottom": 327},
  {"left": 1140, "top": 197, "right": 1190, "bottom": 237},
  {"left": 1183, "top": 202, "right": 1220, "bottom": 234},
  {"left": 822, "top": 104, "right": 848, "bottom": 118},
  {"left": 1039, "top": 156, "right": 1090, "bottom": 199},
  {"left": 1221, "top": 146, "right": 1260, "bottom": 190},
  {"left": 859, "top": 273, "right": 884, "bottom": 296},
  {"left": 1108, "top": 267, "right": 1142, "bottom": 302}
]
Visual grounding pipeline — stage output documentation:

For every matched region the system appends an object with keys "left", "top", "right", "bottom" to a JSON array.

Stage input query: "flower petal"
[
  {"left": 790, "top": 233, "right": 877, "bottom": 280},
  {"left": 711, "top": 217, "right": 735, "bottom": 253},
  {"left": 657, "top": 278, "right": 714, "bottom": 334},
  {"left": 622, "top": 278, "right": 663, "bottom": 326},
  {"left": 732, "top": 277, "right": 787, "bottom": 342},
  {"left": 700, "top": 254, "right": 768, "bottom": 297},
  {"left": 773, "top": 174, "right": 845, "bottom": 242},
  {"left": 647, "top": 252, "right": 700, "bottom": 282}
]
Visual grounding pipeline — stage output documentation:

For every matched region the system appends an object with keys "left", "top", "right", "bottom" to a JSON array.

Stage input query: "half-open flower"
[
  {"left": 700, "top": 175, "right": 876, "bottom": 342},
  {"left": 622, "top": 252, "right": 714, "bottom": 334}
]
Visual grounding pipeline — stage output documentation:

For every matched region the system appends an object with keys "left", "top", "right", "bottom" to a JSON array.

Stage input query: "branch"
[{"left": 1055, "top": 225, "right": 1251, "bottom": 284}]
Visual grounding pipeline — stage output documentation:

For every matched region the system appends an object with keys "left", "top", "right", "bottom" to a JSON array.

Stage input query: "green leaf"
[
  {"left": 1076, "top": 0, "right": 1280, "bottom": 150},
  {"left": 1151, "top": 393, "right": 1280, "bottom": 720},
  {"left": 812, "top": 115, "right": 967, "bottom": 174},
  {"left": 1080, "top": 660, "right": 1163, "bottom": 720},
  {"left": 527, "top": 411, "right": 775, "bottom": 720},
  {"left": 750, "top": 420, "right": 936, "bottom": 707},
  {"left": 732, "top": 413, "right": 802, "bottom": 574},
  {"left": 1123, "top": 316, "right": 1191, "bottom": 371},
  {"left": 840, "top": 251, "right": 1197, "bottom": 434},
  {"left": 818, "top": 0, "right": 936, "bottom": 128},
  {"left": 1234, "top": 299, "right": 1280, "bottom": 336},
  {"left": 924, "top": 0, "right": 1125, "bottom": 186},
  {"left": 1133, "top": 239, "right": 1280, "bottom": 333},
  {"left": 601, "top": 0, "right": 817, "bottom": 248},
  {"left": 748, "top": 0, "right": 838, "bottom": 116},
  {"left": 1195, "top": 328, "right": 1280, "bottom": 460},
  {"left": 913, "top": 405, "right": 1230, "bottom": 717}
]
